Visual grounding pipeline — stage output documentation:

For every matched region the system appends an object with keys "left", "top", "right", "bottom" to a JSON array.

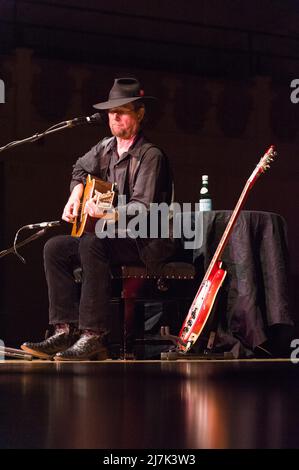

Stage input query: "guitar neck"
[{"left": 204, "top": 167, "right": 262, "bottom": 281}]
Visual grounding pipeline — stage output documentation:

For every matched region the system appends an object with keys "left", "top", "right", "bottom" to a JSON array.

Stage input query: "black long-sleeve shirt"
[
  {"left": 70, "top": 132, "right": 173, "bottom": 210},
  {"left": 70, "top": 132, "right": 176, "bottom": 270}
]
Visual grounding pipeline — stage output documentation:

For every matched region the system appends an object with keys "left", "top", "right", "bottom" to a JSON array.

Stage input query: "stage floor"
[{"left": 0, "top": 358, "right": 298, "bottom": 449}]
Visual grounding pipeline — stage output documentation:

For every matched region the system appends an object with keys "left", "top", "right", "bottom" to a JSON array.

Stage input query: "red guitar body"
[{"left": 177, "top": 261, "right": 226, "bottom": 352}]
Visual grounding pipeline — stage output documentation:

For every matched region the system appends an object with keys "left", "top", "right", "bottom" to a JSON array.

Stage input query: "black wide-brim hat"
[{"left": 93, "top": 77, "right": 156, "bottom": 110}]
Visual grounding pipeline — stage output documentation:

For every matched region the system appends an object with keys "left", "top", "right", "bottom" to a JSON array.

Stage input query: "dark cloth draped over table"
[{"left": 190, "top": 210, "right": 293, "bottom": 357}]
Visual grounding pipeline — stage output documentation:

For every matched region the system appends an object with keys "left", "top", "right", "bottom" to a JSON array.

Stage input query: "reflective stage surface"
[{"left": 0, "top": 359, "right": 298, "bottom": 449}]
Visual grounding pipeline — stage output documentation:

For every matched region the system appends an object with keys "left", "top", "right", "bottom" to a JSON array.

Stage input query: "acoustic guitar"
[
  {"left": 71, "top": 174, "right": 117, "bottom": 237},
  {"left": 177, "top": 145, "right": 277, "bottom": 353}
]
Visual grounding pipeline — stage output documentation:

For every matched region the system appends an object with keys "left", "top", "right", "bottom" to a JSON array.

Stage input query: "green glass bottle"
[{"left": 199, "top": 175, "right": 212, "bottom": 211}]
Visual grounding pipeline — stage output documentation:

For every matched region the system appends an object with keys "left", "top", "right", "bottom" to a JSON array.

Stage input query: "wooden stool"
[{"left": 111, "top": 262, "right": 196, "bottom": 358}]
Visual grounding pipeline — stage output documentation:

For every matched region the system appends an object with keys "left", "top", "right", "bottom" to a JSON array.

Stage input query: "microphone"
[
  {"left": 26, "top": 220, "right": 61, "bottom": 229},
  {"left": 66, "top": 113, "right": 102, "bottom": 127}
]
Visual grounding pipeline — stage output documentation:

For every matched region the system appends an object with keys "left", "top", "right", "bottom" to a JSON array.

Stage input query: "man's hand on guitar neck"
[{"left": 62, "top": 183, "right": 83, "bottom": 223}]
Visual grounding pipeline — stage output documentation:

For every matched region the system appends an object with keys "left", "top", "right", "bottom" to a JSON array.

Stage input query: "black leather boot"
[
  {"left": 54, "top": 333, "right": 108, "bottom": 361},
  {"left": 21, "top": 327, "right": 79, "bottom": 359}
]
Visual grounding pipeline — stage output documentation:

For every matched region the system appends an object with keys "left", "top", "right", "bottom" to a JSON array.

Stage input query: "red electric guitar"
[{"left": 177, "top": 145, "right": 277, "bottom": 353}]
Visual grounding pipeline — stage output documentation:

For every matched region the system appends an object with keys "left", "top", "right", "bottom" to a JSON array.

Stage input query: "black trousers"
[{"left": 44, "top": 234, "right": 143, "bottom": 331}]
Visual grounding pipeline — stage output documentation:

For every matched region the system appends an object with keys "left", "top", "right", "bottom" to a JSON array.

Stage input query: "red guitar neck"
[
  {"left": 205, "top": 178, "right": 254, "bottom": 279},
  {"left": 205, "top": 147, "right": 274, "bottom": 279}
]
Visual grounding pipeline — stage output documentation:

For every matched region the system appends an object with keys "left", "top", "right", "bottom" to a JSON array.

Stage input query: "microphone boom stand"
[
  {"left": 0, "top": 117, "right": 84, "bottom": 359},
  {"left": 0, "top": 228, "right": 47, "bottom": 259},
  {"left": 0, "top": 112, "right": 102, "bottom": 155},
  {"left": 0, "top": 122, "right": 72, "bottom": 155},
  {"left": 0, "top": 228, "right": 48, "bottom": 360}
]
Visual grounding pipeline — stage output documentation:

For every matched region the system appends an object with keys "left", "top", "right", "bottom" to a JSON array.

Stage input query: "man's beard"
[{"left": 111, "top": 125, "right": 135, "bottom": 139}]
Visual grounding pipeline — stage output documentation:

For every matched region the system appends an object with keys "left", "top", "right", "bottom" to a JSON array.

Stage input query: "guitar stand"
[
  {"left": 159, "top": 326, "right": 234, "bottom": 360},
  {"left": 0, "top": 345, "right": 33, "bottom": 360}
]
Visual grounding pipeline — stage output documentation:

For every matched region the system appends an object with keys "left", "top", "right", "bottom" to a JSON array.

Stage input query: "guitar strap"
[
  {"left": 129, "top": 143, "right": 174, "bottom": 208},
  {"left": 128, "top": 143, "right": 160, "bottom": 195},
  {"left": 101, "top": 137, "right": 115, "bottom": 181}
]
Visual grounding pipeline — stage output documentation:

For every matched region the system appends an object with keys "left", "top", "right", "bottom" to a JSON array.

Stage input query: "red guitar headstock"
[{"left": 258, "top": 145, "right": 277, "bottom": 173}]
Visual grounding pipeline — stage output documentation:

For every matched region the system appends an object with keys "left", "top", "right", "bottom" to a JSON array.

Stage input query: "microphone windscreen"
[{"left": 90, "top": 113, "right": 103, "bottom": 123}]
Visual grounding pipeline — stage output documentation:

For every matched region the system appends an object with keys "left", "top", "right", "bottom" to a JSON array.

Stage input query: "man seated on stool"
[{"left": 21, "top": 77, "right": 175, "bottom": 361}]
